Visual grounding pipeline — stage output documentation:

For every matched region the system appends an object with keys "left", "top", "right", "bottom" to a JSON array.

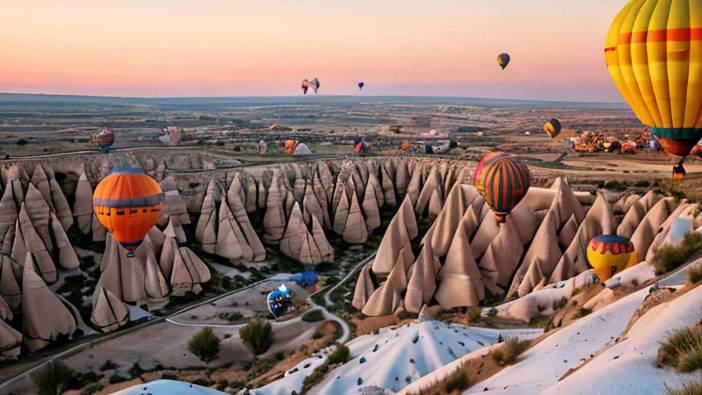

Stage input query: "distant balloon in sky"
[
  {"left": 311, "top": 78, "right": 320, "bottom": 94},
  {"left": 301, "top": 79, "right": 309, "bottom": 95},
  {"left": 358, "top": 82, "right": 365, "bottom": 90},
  {"left": 605, "top": 0, "right": 702, "bottom": 180},
  {"left": 543, "top": 118, "right": 561, "bottom": 139},
  {"left": 497, "top": 53, "right": 510, "bottom": 70}
]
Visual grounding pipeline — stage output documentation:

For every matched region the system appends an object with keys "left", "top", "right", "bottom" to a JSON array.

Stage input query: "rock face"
[
  {"left": 353, "top": 172, "right": 687, "bottom": 317},
  {"left": 22, "top": 255, "right": 77, "bottom": 351}
]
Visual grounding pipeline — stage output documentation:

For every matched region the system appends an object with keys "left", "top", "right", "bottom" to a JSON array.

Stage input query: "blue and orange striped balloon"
[{"left": 480, "top": 156, "right": 530, "bottom": 223}]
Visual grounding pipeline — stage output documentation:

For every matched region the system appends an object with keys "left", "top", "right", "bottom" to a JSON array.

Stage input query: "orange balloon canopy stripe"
[{"left": 93, "top": 169, "right": 164, "bottom": 251}]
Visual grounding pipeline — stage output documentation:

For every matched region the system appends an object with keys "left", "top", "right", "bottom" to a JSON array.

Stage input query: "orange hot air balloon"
[{"left": 93, "top": 169, "right": 164, "bottom": 257}]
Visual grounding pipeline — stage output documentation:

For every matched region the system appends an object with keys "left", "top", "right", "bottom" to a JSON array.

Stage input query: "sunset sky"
[{"left": 0, "top": 0, "right": 629, "bottom": 102}]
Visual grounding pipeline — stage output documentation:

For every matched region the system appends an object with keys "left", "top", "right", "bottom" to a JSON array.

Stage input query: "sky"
[{"left": 0, "top": 0, "right": 630, "bottom": 102}]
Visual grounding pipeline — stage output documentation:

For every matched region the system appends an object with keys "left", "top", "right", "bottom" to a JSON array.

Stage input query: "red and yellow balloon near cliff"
[
  {"left": 93, "top": 169, "right": 164, "bottom": 256},
  {"left": 587, "top": 235, "right": 638, "bottom": 282},
  {"left": 605, "top": 0, "right": 702, "bottom": 179}
]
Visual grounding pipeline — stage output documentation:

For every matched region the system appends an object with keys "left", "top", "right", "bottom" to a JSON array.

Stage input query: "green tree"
[
  {"left": 240, "top": 319, "right": 273, "bottom": 355},
  {"left": 31, "top": 360, "right": 75, "bottom": 395},
  {"left": 188, "top": 327, "right": 221, "bottom": 363}
]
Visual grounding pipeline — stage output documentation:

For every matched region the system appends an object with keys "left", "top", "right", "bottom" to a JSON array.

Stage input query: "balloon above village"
[
  {"left": 544, "top": 119, "right": 561, "bottom": 139},
  {"left": 93, "top": 169, "right": 164, "bottom": 257},
  {"left": 605, "top": 0, "right": 702, "bottom": 179}
]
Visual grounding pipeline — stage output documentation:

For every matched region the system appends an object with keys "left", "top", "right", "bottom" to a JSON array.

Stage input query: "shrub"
[
  {"left": 240, "top": 319, "right": 273, "bottom": 355},
  {"left": 188, "top": 327, "right": 221, "bottom": 363},
  {"left": 492, "top": 338, "right": 531, "bottom": 366},
  {"left": 327, "top": 343, "right": 350, "bottom": 365},
  {"left": 16, "top": 138, "right": 28, "bottom": 146},
  {"left": 666, "top": 381, "right": 702, "bottom": 395},
  {"left": 225, "top": 312, "right": 244, "bottom": 322},
  {"left": 302, "top": 310, "right": 324, "bottom": 322},
  {"left": 99, "top": 360, "right": 118, "bottom": 371},
  {"left": 466, "top": 307, "right": 482, "bottom": 323},
  {"left": 312, "top": 327, "right": 325, "bottom": 339},
  {"left": 128, "top": 362, "right": 144, "bottom": 378},
  {"left": 688, "top": 264, "right": 702, "bottom": 284},
  {"left": 653, "top": 233, "right": 702, "bottom": 275},
  {"left": 31, "top": 360, "right": 75, "bottom": 395},
  {"left": 109, "top": 374, "right": 128, "bottom": 384},
  {"left": 220, "top": 276, "right": 232, "bottom": 289},
  {"left": 658, "top": 325, "right": 702, "bottom": 371},
  {"left": 573, "top": 308, "right": 592, "bottom": 319},
  {"left": 444, "top": 369, "right": 469, "bottom": 393}
]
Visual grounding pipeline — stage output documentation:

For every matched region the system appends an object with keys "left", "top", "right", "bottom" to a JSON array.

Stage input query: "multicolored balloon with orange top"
[
  {"left": 605, "top": 0, "right": 702, "bottom": 180},
  {"left": 477, "top": 155, "right": 530, "bottom": 223},
  {"left": 93, "top": 169, "right": 164, "bottom": 257},
  {"left": 586, "top": 235, "right": 638, "bottom": 282}
]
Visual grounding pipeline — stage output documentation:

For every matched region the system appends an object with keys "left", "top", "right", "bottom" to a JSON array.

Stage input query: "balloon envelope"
[
  {"left": 93, "top": 169, "right": 164, "bottom": 255},
  {"left": 479, "top": 156, "right": 530, "bottom": 223},
  {"left": 473, "top": 151, "right": 509, "bottom": 193},
  {"left": 358, "top": 82, "right": 365, "bottom": 90},
  {"left": 605, "top": 0, "right": 702, "bottom": 177},
  {"left": 497, "top": 53, "right": 510, "bottom": 69},
  {"left": 587, "top": 235, "right": 637, "bottom": 282},
  {"left": 91, "top": 129, "right": 115, "bottom": 153},
  {"left": 301, "top": 79, "right": 309, "bottom": 95},
  {"left": 544, "top": 119, "right": 562, "bottom": 138}
]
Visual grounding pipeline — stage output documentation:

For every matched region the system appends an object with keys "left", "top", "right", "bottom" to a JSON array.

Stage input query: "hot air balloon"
[
  {"left": 311, "top": 78, "right": 320, "bottom": 94},
  {"left": 544, "top": 119, "right": 562, "bottom": 139},
  {"left": 259, "top": 139, "right": 268, "bottom": 154},
  {"left": 606, "top": 0, "right": 702, "bottom": 180},
  {"left": 354, "top": 135, "right": 365, "bottom": 153},
  {"left": 472, "top": 151, "right": 509, "bottom": 194},
  {"left": 358, "top": 82, "right": 365, "bottom": 90},
  {"left": 587, "top": 235, "right": 637, "bottom": 282},
  {"left": 93, "top": 169, "right": 164, "bottom": 257},
  {"left": 301, "top": 79, "right": 310, "bottom": 95},
  {"left": 497, "top": 53, "right": 511, "bottom": 70},
  {"left": 267, "top": 283, "right": 296, "bottom": 319},
  {"left": 284, "top": 139, "right": 299, "bottom": 156},
  {"left": 90, "top": 129, "right": 115, "bottom": 153},
  {"left": 159, "top": 126, "right": 182, "bottom": 146},
  {"left": 479, "top": 156, "right": 530, "bottom": 223}
]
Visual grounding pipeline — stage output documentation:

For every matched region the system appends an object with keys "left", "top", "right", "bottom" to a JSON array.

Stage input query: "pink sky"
[{"left": 0, "top": 0, "right": 629, "bottom": 102}]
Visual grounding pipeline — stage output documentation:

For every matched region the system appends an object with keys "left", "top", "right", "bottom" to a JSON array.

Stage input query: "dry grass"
[
  {"left": 492, "top": 339, "right": 531, "bottom": 366},
  {"left": 666, "top": 381, "right": 702, "bottom": 395},
  {"left": 653, "top": 233, "right": 702, "bottom": 275},
  {"left": 658, "top": 325, "right": 702, "bottom": 372},
  {"left": 687, "top": 264, "right": 702, "bottom": 284}
]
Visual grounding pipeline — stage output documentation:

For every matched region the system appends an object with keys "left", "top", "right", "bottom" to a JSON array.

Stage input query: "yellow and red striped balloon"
[
  {"left": 605, "top": 0, "right": 702, "bottom": 178},
  {"left": 478, "top": 156, "right": 530, "bottom": 223}
]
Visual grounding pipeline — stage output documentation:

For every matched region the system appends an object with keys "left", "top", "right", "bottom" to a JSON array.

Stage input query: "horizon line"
[{"left": 0, "top": 91, "right": 626, "bottom": 106}]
